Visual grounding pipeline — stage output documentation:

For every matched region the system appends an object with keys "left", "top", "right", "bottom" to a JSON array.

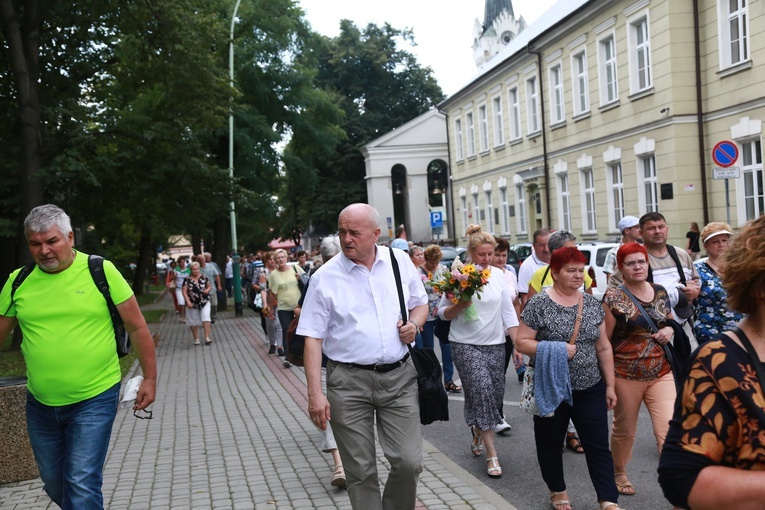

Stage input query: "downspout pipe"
[
  {"left": 443, "top": 112, "right": 458, "bottom": 244},
  {"left": 527, "top": 44, "right": 551, "bottom": 228},
  {"left": 693, "top": 0, "right": 710, "bottom": 224}
]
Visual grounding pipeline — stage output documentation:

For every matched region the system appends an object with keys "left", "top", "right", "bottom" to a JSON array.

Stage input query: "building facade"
[
  {"left": 361, "top": 109, "right": 451, "bottom": 244},
  {"left": 440, "top": 0, "right": 764, "bottom": 246}
]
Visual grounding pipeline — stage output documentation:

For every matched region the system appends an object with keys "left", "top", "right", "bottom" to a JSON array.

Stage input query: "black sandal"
[
  {"left": 566, "top": 435, "right": 585, "bottom": 454},
  {"left": 445, "top": 381, "right": 462, "bottom": 393}
]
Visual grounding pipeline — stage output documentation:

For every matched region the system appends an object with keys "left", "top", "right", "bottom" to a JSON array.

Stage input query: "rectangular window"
[
  {"left": 466, "top": 112, "right": 476, "bottom": 157},
  {"left": 473, "top": 193, "right": 480, "bottom": 227},
  {"left": 478, "top": 105, "right": 488, "bottom": 152},
  {"left": 508, "top": 87, "right": 521, "bottom": 140},
  {"left": 485, "top": 191, "right": 494, "bottom": 234},
  {"left": 640, "top": 156, "right": 659, "bottom": 212},
  {"left": 516, "top": 184, "right": 527, "bottom": 234},
  {"left": 609, "top": 163, "right": 625, "bottom": 226},
  {"left": 526, "top": 76, "right": 539, "bottom": 134},
  {"left": 454, "top": 119, "right": 464, "bottom": 160},
  {"left": 550, "top": 65, "right": 565, "bottom": 124},
  {"left": 742, "top": 139, "right": 764, "bottom": 220},
  {"left": 582, "top": 168, "right": 597, "bottom": 232},
  {"left": 492, "top": 96, "right": 504, "bottom": 146},
  {"left": 630, "top": 17, "right": 652, "bottom": 92},
  {"left": 599, "top": 36, "right": 618, "bottom": 104},
  {"left": 558, "top": 174, "right": 572, "bottom": 231},
  {"left": 461, "top": 196, "right": 469, "bottom": 233},
  {"left": 721, "top": 0, "right": 749, "bottom": 68},
  {"left": 500, "top": 187, "right": 510, "bottom": 234},
  {"left": 572, "top": 51, "right": 589, "bottom": 115}
]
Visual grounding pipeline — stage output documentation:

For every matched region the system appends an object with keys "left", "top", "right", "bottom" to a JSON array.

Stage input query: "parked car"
[
  {"left": 576, "top": 241, "right": 619, "bottom": 301},
  {"left": 439, "top": 246, "right": 460, "bottom": 269},
  {"left": 458, "top": 247, "right": 520, "bottom": 274},
  {"left": 510, "top": 243, "right": 533, "bottom": 263}
]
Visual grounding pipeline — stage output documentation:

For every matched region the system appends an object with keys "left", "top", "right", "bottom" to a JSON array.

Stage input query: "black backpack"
[{"left": 5, "top": 255, "right": 131, "bottom": 357}]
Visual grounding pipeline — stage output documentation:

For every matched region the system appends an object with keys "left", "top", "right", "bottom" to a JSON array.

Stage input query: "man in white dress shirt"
[
  {"left": 518, "top": 228, "right": 551, "bottom": 307},
  {"left": 298, "top": 203, "right": 428, "bottom": 510}
]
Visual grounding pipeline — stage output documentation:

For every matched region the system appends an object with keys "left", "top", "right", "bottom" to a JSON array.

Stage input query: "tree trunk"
[
  {"left": 1, "top": 0, "right": 44, "bottom": 351},
  {"left": 132, "top": 232, "right": 152, "bottom": 295}
]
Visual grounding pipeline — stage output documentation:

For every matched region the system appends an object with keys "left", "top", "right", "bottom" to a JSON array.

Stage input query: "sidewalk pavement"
[{"left": 0, "top": 291, "right": 516, "bottom": 510}]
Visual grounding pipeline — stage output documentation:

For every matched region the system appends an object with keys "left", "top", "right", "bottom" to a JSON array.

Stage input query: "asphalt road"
[{"left": 422, "top": 358, "right": 677, "bottom": 510}]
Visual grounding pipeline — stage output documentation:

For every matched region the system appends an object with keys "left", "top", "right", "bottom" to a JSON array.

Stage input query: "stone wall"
[{"left": 0, "top": 379, "right": 39, "bottom": 484}]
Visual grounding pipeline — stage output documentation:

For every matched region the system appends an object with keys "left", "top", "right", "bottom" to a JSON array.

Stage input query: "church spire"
[{"left": 483, "top": 0, "right": 515, "bottom": 35}]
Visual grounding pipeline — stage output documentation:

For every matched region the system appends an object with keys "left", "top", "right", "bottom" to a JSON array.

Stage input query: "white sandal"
[
  {"left": 486, "top": 457, "right": 502, "bottom": 478},
  {"left": 550, "top": 491, "right": 571, "bottom": 510},
  {"left": 599, "top": 501, "right": 625, "bottom": 510}
]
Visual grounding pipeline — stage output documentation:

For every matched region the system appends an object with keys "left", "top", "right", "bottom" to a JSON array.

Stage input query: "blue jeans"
[
  {"left": 416, "top": 320, "right": 455, "bottom": 384},
  {"left": 26, "top": 383, "right": 120, "bottom": 509}
]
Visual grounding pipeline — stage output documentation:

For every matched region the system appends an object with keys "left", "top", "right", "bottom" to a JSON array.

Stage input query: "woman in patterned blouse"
[
  {"left": 517, "top": 247, "right": 621, "bottom": 510},
  {"left": 658, "top": 215, "right": 765, "bottom": 509},
  {"left": 693, "top": 222, "right": 744, "bottom": 345},
  {"left": 602, "top": 242, "right": 675, "bottom": 497}
]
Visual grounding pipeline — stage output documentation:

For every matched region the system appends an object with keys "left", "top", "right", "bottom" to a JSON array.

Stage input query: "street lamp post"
[{"left": 229, "top": 0, "right": 243, "bottom": 316}]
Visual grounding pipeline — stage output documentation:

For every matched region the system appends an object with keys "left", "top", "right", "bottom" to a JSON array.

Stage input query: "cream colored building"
[{"left": 440, "top": 0, "right": 764, "bottom": 247}]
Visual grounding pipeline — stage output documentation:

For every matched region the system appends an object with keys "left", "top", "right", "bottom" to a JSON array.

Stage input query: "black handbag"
[{"left": 389, "top": 248, "right": 449, "bottom": 425}]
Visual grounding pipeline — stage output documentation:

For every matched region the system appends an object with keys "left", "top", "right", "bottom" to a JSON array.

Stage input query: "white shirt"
[
  {"left": 437, "top": 265, "right": 519, "bottom": 346},
  {"left": 297, "top": 246, "right": 427, "bottom": 365},
  {"left": 517, "top": 252, "right": 548, "bottom": 294}
]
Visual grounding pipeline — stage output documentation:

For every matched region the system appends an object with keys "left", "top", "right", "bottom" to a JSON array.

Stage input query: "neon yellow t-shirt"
[
  {"left": 0, "top": 251, "right": 133, "bottom": 406},
  {"left": 529, "top": 264, "right": 592, "bottom": 293}
]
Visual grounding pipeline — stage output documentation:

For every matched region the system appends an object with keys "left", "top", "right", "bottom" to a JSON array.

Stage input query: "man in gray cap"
[{"left": 603, "top": 215, "right": 642, "bottom": 283}]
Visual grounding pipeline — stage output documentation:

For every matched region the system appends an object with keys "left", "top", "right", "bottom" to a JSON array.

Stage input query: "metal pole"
[
  {"left": 230, "top": 0, "right": 243, "bottom": 316},
  {"left": 725, "top": 178, "right": 731, "bottom": 225}
]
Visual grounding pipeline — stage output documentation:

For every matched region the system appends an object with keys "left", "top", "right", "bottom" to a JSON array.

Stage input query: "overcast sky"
[{"left": 299, "top": 0, "right": 558, "bottom": 97}]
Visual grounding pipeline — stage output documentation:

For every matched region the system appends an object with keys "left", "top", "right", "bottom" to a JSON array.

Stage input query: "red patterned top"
[{"left": 603, "top": 284, "right": 672, "bottom": 381}]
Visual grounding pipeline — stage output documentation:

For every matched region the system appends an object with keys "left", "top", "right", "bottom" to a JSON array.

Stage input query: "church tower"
[{"left": 473, "top": 0, "right": 526, "bottom": 67}]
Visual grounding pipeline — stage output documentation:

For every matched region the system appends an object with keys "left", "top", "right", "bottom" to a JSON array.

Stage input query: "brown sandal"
[{"left": 615, "top": 473, "right": 636, "bottom": 495}]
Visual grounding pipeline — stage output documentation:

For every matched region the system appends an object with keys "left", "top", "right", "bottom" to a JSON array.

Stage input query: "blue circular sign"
[{"left": 712, "top": 141, "right": 739, "bottom": 168}]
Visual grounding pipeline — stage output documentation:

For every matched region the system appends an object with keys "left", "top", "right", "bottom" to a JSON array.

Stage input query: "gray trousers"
[{"left": 326, "top": 359, "right": 422, "bottom": 510}]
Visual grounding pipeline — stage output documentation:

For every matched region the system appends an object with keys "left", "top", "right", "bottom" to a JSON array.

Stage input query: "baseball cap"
[
  {"left": 390, "top": 238, "right": 409, "bottom": 252},
  {"left": 618, "top": 216, "right": 639, "bottom": 232}
]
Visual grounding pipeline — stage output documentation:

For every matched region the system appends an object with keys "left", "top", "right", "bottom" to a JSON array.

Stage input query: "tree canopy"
[
  {"left": 279, "top": 21, "right": 445, "bottom": 239},
  {"left": 0, "top": 2, "right": 444, "bottom": 290}
]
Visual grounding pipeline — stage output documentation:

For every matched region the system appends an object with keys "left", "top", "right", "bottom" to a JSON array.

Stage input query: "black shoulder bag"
[
  {"left": 618, "top": 284, "right": 685, "bottom": 394},
  {"left": 389, "top": 247, "right": 449, "bottom": 425}
]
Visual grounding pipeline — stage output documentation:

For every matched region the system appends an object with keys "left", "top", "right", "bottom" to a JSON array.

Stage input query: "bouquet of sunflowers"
[{"left": 427, "top": 257, "right": 490, "bottom": 322}]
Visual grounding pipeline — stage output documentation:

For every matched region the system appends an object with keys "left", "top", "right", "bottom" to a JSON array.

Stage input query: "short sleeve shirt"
[
  {"left": 521, "top": 291, "right": 605, "bottom": 391},
  {"left": 0, "top": 252, "right": 131, "bottom": 405}
]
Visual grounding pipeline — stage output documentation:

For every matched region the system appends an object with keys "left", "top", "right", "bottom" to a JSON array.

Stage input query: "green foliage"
[{"left": 280, "top": 21, "right": 445, "bottom": 235}]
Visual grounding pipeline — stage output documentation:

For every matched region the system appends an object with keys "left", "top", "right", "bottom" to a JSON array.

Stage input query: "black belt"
[{"left": 341, "top": 352, "right": 410, "bottom": 373}]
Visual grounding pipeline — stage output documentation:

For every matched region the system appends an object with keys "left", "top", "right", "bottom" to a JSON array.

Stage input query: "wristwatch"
[{"left": 411, "top": 320, "right": 420, "bottom": 333}]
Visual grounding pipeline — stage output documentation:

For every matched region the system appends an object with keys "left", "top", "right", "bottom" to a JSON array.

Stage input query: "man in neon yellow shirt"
[{"left": 0, "top": 204, "right": 157, "bottom": 509}]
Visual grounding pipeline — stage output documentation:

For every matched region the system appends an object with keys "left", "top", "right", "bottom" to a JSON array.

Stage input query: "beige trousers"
[
  {"left": 610, "top": 372, "right": 676, "bottom": 471},
  {"left": 326, "top": 359, "right": 422, "bottom": 510}
]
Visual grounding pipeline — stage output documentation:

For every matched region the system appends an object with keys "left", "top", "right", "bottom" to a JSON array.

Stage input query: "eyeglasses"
[
  {"left": 622, "top": 259, "right": 648, "bottom": 269},
  {"left": 133, "top": 409, "right": 153, "bottom": 420}
]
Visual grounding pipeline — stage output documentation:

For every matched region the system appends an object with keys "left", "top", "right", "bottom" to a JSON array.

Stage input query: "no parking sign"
[{"left": 712, "top": 141, "right": 739, "bottom": 168}]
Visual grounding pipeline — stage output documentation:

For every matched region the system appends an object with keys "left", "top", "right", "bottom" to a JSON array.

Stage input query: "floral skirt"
[{"left": 451, "top": 343, "right": 506, "bottom": 431}]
